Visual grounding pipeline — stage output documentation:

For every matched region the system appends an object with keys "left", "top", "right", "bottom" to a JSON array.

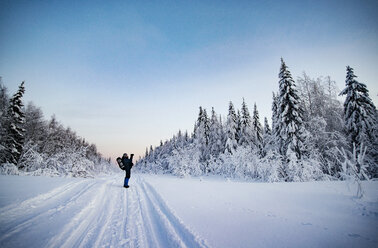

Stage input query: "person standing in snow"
[{"left": 117, "top": 153, "right": 134, "bottom": 188}]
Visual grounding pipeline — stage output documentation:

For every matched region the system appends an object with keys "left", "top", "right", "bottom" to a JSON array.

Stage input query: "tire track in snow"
[
  {"left": 0, "top": 179, "right": 97, "bottom": 245},
  {"left": 45, "top": 179, "right": 111, "bottom": 248},
  {"left": 78, "top": 180, "right": 120, "bottom": 248},
  {"left": 133, "top": 176, "right": 162, "bottom": 247},
  {"left": 139, "top": 176, "right": 209, "bottom": 248},
  {"left": 90, "top": 181, "right": 119, "bottom": 248},
  {"left": 0, "top": 179, "right": 85, "bottom": 219},
  {"left": 0, "top": 174, "right": 209, "bottom": 248}
]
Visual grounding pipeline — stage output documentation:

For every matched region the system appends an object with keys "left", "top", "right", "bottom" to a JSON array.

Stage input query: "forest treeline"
[
  {"left": 137, "top": 59, "right": 378, "bottom": 182},
  {"left": 0, "top": 80, "right": 113, "bottom": 177}
]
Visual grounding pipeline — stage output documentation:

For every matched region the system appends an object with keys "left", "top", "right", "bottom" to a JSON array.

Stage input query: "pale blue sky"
[{"left": 1, "top": 0, "right": 377, "bottom": 159}]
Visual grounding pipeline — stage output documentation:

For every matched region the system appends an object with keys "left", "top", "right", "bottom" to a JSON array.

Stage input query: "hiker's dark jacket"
[{"left": 121, "top": 154, "right": 134, "bottom": 178}]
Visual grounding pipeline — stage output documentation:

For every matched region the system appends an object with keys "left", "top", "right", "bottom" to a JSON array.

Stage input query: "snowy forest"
[
  {"left": 0, "top": 79, "right": 113, "bottom": 177},
  {"left": 137, "top": 59, "right": 378, "bottom": 182}
]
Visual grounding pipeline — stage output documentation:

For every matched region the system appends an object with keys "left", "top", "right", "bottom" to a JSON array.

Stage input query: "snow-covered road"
[
  {"left": 1, "top": 174, "right": 378, "bottom": 248},
  {"left": 0, "top": 175, "right": 208, "bottom": 248}
]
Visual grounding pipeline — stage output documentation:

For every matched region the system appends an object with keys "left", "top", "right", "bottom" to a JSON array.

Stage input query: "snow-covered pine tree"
[
  {"left": 277, "top": 59, "right": 305, "bottom": 160},
  {"left": 5, "top": 82, "right": 26, "bottom": 166},
  {"left": 340, "top": 66, "right": 378, "bottom": 177},
  {"left": 148, "top": 145, "right": 154, "bottom": 163},
  {"left": 184, "top": 130, "right": 190, "bottom": 144},
  {"left": 194, "top": 107, "right": 205, "bottom": 143},
  {"left": 0, "top": 80, "right": 10, "bottom": 163},
  {"left": 239, "top": 98, "right": 253, "bottom": 147},
  {"left": 219, "top": 115, "right": 227, "bottom": 151},
  {"left": 145, "top": 147, "right": 149, "bottom": 158},
  {"left": 271, "top": 92, "right": 280, "bottom": 151},
  {"left": 193, "top": 106, "right": 203, "bottom": 140},
  {"left": 202, "top": 108, "right": 210, "bottom": 171},
  {"left": 176, "top": 130, "right": 184, "bottom": 148},
  {"left": 209, "top": 107, "right": 223, "bottom": 158},
  {"left": 225, "top": 101, "right": 238, "bottom": 154},
  {"left": 264, "top": 117, "right": 271, "bottom": 136},
  {"left": 260, "top": 117, "right": 272, "bottom": 157},
  {"left": 203, "top": 109, "right": 210, "bottom": 147},
  {"left": 252, "top": 103, "right": 263, "bottom": 149},
  {"left": 236, "top": 109, "right": 242, "bottom": 144},
  {"left": 194, "top": 106, "right": 210, "bottom": 171},
  {"left": 17, "top": 103, "right": 47, "bottom": 170}
]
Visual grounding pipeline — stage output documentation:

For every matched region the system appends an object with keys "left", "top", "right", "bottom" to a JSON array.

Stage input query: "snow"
[
  {"left": 144, "top": 174, "right": 378, "bottom": 248},
  {"left": 0, "top": 174, "right": 208, "bottom": 248},
  {"left": 0, "top": 173, "right": 377, "bottom": 248},
  {"left": 0, "top": 175, "right": 81, "bottom": 208}
]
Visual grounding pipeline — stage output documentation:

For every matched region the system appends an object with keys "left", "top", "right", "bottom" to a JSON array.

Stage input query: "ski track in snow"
[{"left": 0, "top": 175, "right": 209, "bottom": 248}]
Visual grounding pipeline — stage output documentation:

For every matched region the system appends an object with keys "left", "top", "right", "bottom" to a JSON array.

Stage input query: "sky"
[{"left": 1, "top": 0, "right": 377, "bottom": 160}]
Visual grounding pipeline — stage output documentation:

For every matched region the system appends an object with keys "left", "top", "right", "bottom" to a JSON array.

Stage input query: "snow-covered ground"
[
  {"left": 145, "top": 174, "right": 378, "bottom": 248},
  {"left": 0, "top": 174, "right": 377, "bottom": 248}
]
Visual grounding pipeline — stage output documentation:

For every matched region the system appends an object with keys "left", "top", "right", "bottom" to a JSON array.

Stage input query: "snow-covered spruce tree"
[
  {"left": 202, "top": 109, "right": 211, "bottom": 172},
  {"left": 145, "top": 147, "right": 149, "bottom": 158},
  {"left": 147, "top": 145, "right": 154, "bottom": 164},
  {"left": 155, "top": 140, "right": 166, "bottom": 171},
  {"left": 214, "top": 102, "right": 239, "bottom": 176},
  {"left": 219, "top": 115, "right": 227, "bottom": 152},
  {"left": 138, "top": 147, "right": 150, "bottom": 173},
  {"left": 271, "top": 92, "right": 280, "bottom": 151},
  {"left": 277, "top": 59, "right": 305, "bottom": 159},
  {"left": 264, "top": 117, "right": 271, "bottom": 136},
  {"left": 193, "top": 106, "right": 203, "bottom": 140},
  {"left": 5, "top": 82, "right": 26, "bottom": 166},
  {"left": 340, "top": 66, "right": 378, "bottom": 177},
  {"left": 225, "top": 101, "right": 238, "bottom": 154},
  {"left": 209, "top": 107, "right": 224, "bottom": 158},
  {"left": 184, "top": 130, "right": 190, "bottom": 143},
  {"left": 236, "top": 109, "right": 242, "bottom": 145},
  {"left": 176, "top": 130, "right": 186, "bottom": 149},
  {"left": 252, "top": 103, "right": 263, "bottom": 150},
  {"left": 18, "top": 103, "right": 46, "bottom": 171},
  {"left": 202, "top": 108, "right": 210, "bottom": 144},
  {"left": 239, "top": 98, "right": 253, "bottom": 147},
  {"left": 261, "top": 117, "right": 272, "bottom": 156},
  {"left": 277, "top": 59, "right": 311, "bottom": 181},
  {"left": 0, "top": 80, "right": 10, "bottom": 163},
  {"left": 194, "top": 106, "right": 210, "bottom": 172}
]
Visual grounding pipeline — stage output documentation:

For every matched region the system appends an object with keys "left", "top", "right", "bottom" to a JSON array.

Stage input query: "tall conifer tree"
[
  {"left": 271, "top": 92, "right": 280, "bottom": 148},
  {"left": 5, "top": 82, "right": 26, "bottom": 166},
  {"left": 340, "top": 66, "right": 378, "bottom": 175},
  {"left": 252, "top": 103, "right": 263, "bottom": 148},
  {"left": 209, "top": 107, "right": 223, "bottom": 157},
  {"left": 239, "top": 98, "right": 253, "bottom": 146},
  {"left": 225, "top": 101, "right": 238, "bottom": 154},
  {"left": 277, "top": 59, "right": 305, "bottom": 160},
  {"left": 340, "top": 66, "right": 377, "bottom": 148},
  {"left": 0, "top": 81, "right": 9, "bottom": 163}
]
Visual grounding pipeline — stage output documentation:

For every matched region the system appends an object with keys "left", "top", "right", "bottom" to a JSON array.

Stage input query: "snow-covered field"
[{"left": 0, "top": 174, "right": 377, "bottom": 248}]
